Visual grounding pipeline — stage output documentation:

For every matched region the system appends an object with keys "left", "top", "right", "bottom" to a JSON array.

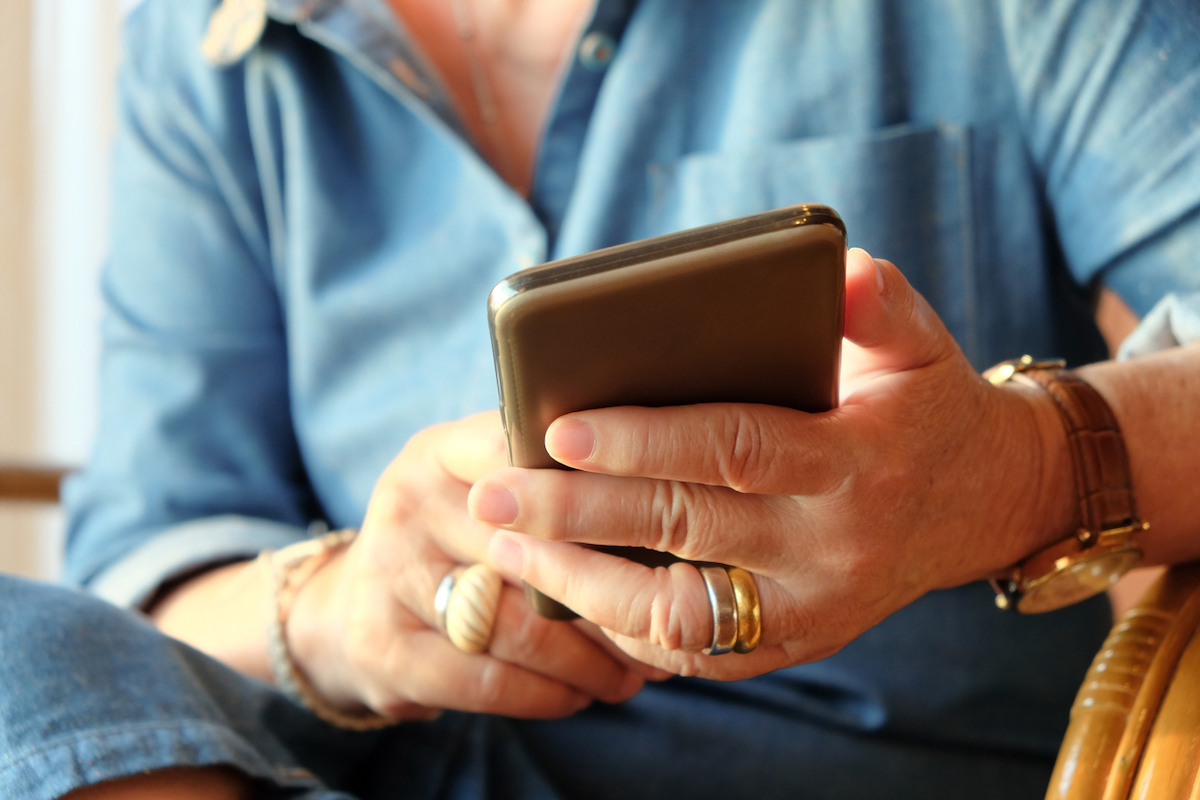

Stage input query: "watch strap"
[
  {"left": 984, "top": 356, "right": 1146, "bottom": 612},
  {"left": 1011, "top": 367, "right": 1139, "bottom": 543}
]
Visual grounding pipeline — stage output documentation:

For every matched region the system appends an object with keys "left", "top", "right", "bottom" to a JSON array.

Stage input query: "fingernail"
[
  {"left": 489, "top": 532, "right": 525, "bottom": 576},
  {"left": 546, "top": 418, "right": 595, "bottom": 462},
  {"left": 872, "top": 257, "right": 886, "bottom": 295},
  {"left": 472, "top": 482, "right": 518, "bottom": 525}
]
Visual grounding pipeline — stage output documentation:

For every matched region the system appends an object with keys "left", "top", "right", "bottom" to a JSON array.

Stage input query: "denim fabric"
[
  {"left": 38, "top": 0, "right": 1200, "bottom": 796},
  {"left": 0, "top": 576, "right": 1107, "bottom": 799},
  {"left": 0, "top": 576, "right": 363, "bottom": 799}
]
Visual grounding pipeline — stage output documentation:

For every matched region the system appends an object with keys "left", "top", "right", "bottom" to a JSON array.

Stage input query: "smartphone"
[{"left": 488, "top": 204, "right": 846, "bottom": 619}]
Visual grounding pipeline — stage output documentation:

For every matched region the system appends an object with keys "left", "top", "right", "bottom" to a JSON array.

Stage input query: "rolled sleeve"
[
  {"left": 86, "top": 516, "right": 309, "bottom": 610},
  {"left": 1001, "top": 0, "right": 1200, "bottom": 314},
  {"left": 63, "top": 1, "right": 321, "bottom": 593},
  {"left": 1117, "top": 291, "right": 1200, "bottom": 359}
]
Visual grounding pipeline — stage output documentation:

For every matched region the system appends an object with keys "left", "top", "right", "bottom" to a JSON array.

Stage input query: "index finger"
[{"left": 545, "top": 403, "right": 856, "bottom": 495}]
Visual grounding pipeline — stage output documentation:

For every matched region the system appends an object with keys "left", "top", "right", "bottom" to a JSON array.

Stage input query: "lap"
[
  {"left": 0, "top": 575, "right": 369, "bottom": 800},
  {"left": 0, "top": 575, "right": 1082, "bottom": 799}
]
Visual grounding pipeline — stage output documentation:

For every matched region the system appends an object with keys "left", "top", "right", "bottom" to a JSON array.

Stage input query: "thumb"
[
  {"left": 843, "top": 247, "right": 957, "bottom": 375},
  {"left": 437, "top": 410, "right": 509, "bottom": 484}
]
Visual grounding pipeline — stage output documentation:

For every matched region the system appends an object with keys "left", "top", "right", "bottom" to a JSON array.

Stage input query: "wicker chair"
[{"left": 1047, "top": 561, "right": 1200, "bottom": 799}]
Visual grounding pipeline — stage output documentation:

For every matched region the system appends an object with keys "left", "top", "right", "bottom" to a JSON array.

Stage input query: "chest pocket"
[{"left": 646, "top": 122, "right": 980, "bottom": 362}]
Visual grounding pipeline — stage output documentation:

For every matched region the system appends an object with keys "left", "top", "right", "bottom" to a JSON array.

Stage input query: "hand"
[
  {"left": 286, "top": 412, "right": 649, "bottom": 720},
  {"left": 469, "top": 249, "right": 1073, "bottom": 679}
]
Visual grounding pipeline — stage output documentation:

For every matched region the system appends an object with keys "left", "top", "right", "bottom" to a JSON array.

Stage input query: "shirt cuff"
[
  {"left": 86, "top": 515, "right": 311, "bottom": 610},
  {"left": 1116, "top": 292, "right": 1200, "bottom": 360}
]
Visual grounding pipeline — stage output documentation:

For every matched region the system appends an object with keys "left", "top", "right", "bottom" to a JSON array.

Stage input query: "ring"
[
  {"left": 699, "top": 566, "right": 738, "bottom": 655},
  {"left": 434, "top": 566, "right": 464, "bottom": 633},
  {"left": 434, "top": 564, "right": 503, "bottom": 654},
  {"left": 726, "top": 567, "right": 761, "bottom": 654}
]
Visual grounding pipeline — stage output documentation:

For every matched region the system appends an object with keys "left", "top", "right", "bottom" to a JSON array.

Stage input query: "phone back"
[{"left": 489, "top": 205, "right": 846, "bottom": 471}]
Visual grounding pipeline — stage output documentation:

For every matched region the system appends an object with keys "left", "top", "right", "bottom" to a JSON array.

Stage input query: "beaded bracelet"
[{"left": 260, "top": 529, "right": 398, "bottom": 731}]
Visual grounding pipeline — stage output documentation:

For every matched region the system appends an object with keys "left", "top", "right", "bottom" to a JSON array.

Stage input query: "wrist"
[
  {"left": 987, "top": 377, "right": 1077, "bottom": 569},
  {"left": 1003, "top": 381, "right": 1080, "bottom": 563},
  {"left": 982, "top": 357, "right": 1146, "bottom": 612},
  {"left": 284, "top": 542, "right": 375, "bottom": 715},
  {"left": 286, "top": 545, "right": 345, "bottom": 698},
  {"left": 266, "top": 531, "right": 396, "bottom": 727}
]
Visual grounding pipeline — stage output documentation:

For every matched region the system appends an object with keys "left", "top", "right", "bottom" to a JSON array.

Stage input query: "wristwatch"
[{"left": 983, "top": 356, "right": 1148, "bottom": 614}]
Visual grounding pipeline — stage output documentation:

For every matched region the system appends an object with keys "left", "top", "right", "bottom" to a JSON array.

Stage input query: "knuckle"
[
  {"left": 649, "top": 480, "right": 702, "bottom": 556},
  {"left": 359, "top": 662, "right": 414, "bottom": 716},
  {"left": 371, "top": 480, "right": 422, "bottom": 527},
  {"left": 718, "top": 410, "right": 770, "bottom": 493},
  {"left": 474, "top": 658, "right": 507, "bottom": 709},
  {"left": 640, "top": 564, "right": 707, "bottom": 653},
  {"left": 404, "top": 425, "right": 438, "bottom": 455},
  {"left": 645, "top": 570, "right": 685, "bottom": 652}
]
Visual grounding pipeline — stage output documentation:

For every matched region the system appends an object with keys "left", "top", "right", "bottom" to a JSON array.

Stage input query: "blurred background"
[{"left": 1, "top": 0, "right": 126, "bottom": 580}]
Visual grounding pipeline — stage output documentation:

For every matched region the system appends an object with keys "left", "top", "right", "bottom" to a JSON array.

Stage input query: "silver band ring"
[
  {"left": 434, "top": 566, "right": 465, "bottom": 633},
  {"left": 699, "top": 565, "right": 738, "bottom": 655}
]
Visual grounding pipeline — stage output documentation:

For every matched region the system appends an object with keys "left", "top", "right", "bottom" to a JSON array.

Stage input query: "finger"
[
  {"left": 489, "top": 532, "right": 715, "bottom": 653},
  {"left": 489, "top": 533, "right": 847, "bottom": 673},
  {"left": 365, "top": 468, "right": 501, "bottom": 569},
  {"left": 540, "top": 403, "right": 857, "bottom": 495},
  {"left": 389, "top": 547, "right": 643, "bottom": 704},
  {"left": 372, "top": 629, "right": 594, "bottom": 719},
  {"left": 571, "top": 620, "right": 675, "bottom": 681},
  {"left": 842, "top": 248, "right": 957, "bottom": 375},
  {"left": 601, "top": 629, "right": 793, "bottom": 681},
  {"left": 415, "top": 491, "right": 507, "bottom": 569},
  {"left": 436, "top": 410, "right": 509, "bottom": 484},
  {"left": 469, "top": 468, "right": 799, "bottom": 569},
  {"left": 486, "top": 584, "right": 644, "bottom": 704}
]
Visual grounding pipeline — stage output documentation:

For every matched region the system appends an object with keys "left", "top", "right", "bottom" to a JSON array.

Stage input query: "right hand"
[{"left": 286, "top": 411, "right": 650, "bottom": 722}]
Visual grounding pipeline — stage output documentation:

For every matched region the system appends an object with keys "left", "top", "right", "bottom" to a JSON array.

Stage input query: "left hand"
[{"left": 468, "top": 248, "right": 1072, "bottom": 679}]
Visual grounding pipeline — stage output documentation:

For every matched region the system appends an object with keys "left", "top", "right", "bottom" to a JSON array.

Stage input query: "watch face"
[{"left": 1018, "top": 548, "right": 1143, "bottom": 614}]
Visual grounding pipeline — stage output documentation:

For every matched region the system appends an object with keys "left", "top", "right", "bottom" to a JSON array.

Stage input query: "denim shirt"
[{"left": 62, "top": 0, "right": 1200, "bottom": 795}]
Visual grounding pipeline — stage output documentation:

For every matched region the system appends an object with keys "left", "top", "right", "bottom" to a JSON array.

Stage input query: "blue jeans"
[
  {"left": 1, "top": 574, "right": 1078, "bottom": 799},
  {"left": 0, "top": 576, "right": 369, "bottom": 799}
]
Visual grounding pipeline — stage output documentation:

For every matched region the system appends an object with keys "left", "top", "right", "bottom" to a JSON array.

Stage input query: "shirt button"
[{"left": 578, "top": 32, "right": 617, "bottom": 70}]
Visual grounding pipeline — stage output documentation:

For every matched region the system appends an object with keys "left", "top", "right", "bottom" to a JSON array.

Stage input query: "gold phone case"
[{"left": 488, "top": 204, "right": 846, "bottom": 619}]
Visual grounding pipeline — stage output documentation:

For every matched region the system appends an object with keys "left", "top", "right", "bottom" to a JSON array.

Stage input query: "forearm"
[
  {"left": 149, "top": 560, "right": 274, "bottom": 684},
  {"left": 1076, "top": 342, "right": 1200, "bottom": 566}
]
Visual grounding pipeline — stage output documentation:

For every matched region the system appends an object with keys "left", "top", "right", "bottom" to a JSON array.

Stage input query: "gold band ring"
[
  {"left": 435, "top": 564, "right": 503, "bottom": 654},
  {"left": 726, "top": 567, "right": 762, "bottom": 654}
]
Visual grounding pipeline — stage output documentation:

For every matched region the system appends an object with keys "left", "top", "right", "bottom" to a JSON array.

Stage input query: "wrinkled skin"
[
  {"left": 470, "top": 248, "right": 1067, "bottom": 680},
  {"left": 287, "top": 411, "right": 653, "bottom": 721}
]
